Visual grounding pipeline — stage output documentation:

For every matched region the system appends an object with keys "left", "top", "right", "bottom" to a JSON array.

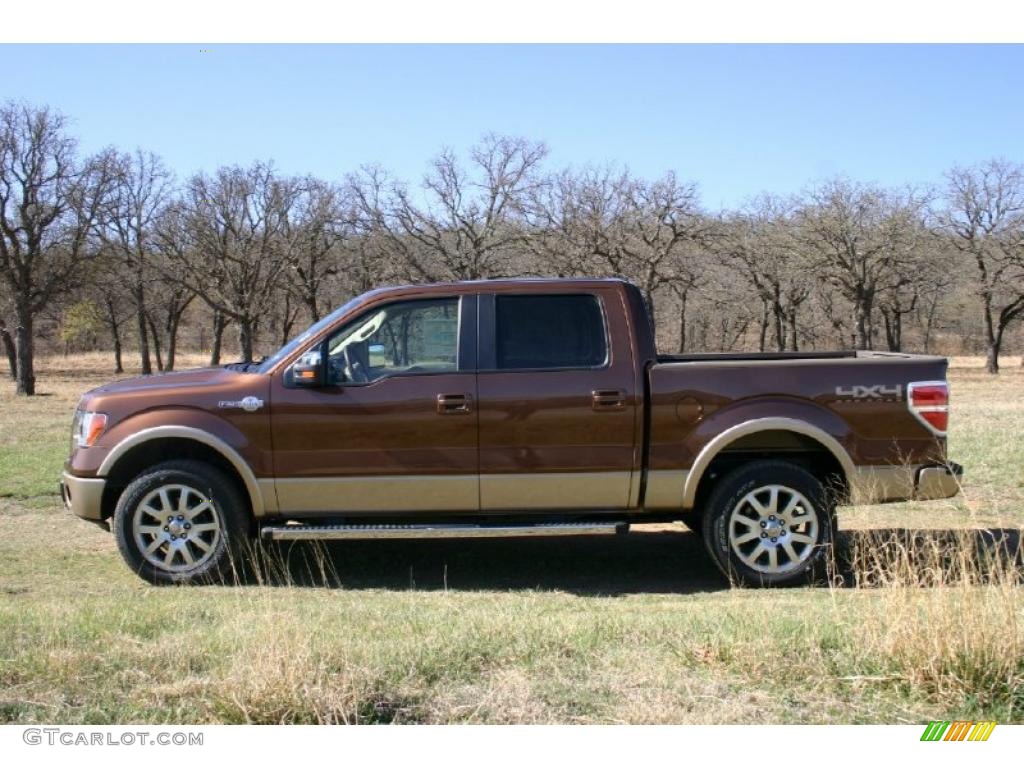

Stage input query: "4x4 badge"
[{"left": 218, "top": 396, "right": 264, "bottom": 412}]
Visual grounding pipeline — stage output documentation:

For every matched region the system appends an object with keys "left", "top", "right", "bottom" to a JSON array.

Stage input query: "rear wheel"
[
  {"left": 113, "top": 460, "right": 252, "bottom": 585},
  {"left": 701, "top": 460, "right": 834, "bottom": 587}
]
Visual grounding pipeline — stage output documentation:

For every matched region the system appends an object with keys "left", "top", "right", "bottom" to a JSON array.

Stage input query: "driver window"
[{"left": 325, "top": 297, "right": 459, "bottom": 385}]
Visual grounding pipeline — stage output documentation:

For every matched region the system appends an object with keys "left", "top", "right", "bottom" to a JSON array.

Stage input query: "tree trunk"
[
  {"left": 237, "top": 317, "right": 254, "bottom": 362},
  {"left": 105, "top": 298, "right": 124, "bottom": 373},
  {"left": 854, "top": 299, "right": 871, "bottom": 350},
  {"left": 676, "top": 291, "right": 688, "bottom": 353},
  {"left": 757, "top": 299, "right": 769, "bottom": 353},
  {"left": 14, "top": 309, "right": 35, "bottom": 395},
  {"left": 983, "top": 299, "right": 1000, "bottom": 374},
  {"left": 135, "top": 289, "right": 152, "bottom": 375},
  {"left": 166, "top": 315, "right": 179, "bottom": 372},
  {"left": 210, "top": 310, "right": 226, "bottom": 366},
  {"left": 0, "top": 319, "right": 17, "bottom": 380},
  {"left": 147, "top": 313, "right": 164, "bottom": 371},
  {"left": 788, "top": 310, "right": 799, "bottom": 352}
]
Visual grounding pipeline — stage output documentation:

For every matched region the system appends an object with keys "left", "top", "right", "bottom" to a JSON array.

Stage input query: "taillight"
[{"left": 907, "top": 381, "right": 949, "bottom": 434}]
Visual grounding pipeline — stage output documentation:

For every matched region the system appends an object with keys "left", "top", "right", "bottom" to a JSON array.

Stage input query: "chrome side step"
[{"left": 261, "top": 521, "right": 630, "bottom": 541}]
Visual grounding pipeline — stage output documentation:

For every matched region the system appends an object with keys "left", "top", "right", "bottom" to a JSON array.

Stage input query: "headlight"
[{"left": 72, "top": 410, "right": 108, "bottom": 448}]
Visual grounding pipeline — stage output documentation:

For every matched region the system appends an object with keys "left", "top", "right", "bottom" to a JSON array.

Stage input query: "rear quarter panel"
[{"left": 647, "top": 354, "right": 950, "bottom": 473}]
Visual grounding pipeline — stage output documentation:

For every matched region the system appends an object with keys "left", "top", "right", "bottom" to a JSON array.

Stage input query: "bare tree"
[
  {"left": 937, "top": 160, "right": 1024, "bottom": 373},
  {"left": 100, "top": 149, "right": 176, "bottom": 374},
  {"left": 282, "top": 177, "right": 352, "bottom": 321},
  {"left": 357, "top": 135, "right": 547, "bottom": 281},
  {"left": 0, "top": 102, "right": 116, "bottom": 394},
  {"left": 158, "top": 163, "right": 301, "bottom": 362},
  {"left": 720, "top": 196, "right": 813, "bottom": 352},
  {"left": 795, "top": 179, "right": 926, "bottom": 350}
]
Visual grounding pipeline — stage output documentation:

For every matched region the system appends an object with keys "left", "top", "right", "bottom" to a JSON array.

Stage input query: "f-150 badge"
[
  {"left": 218, "top": 396, "right": 264, "bottom": 412},
  {"left": 835, "top": 384, "right": 902, "bottom": 400}
]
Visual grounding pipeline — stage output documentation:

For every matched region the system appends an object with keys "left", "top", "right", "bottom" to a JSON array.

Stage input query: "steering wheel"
[{"left": 343, "top": 345, "right": 368, "bottom": 383}]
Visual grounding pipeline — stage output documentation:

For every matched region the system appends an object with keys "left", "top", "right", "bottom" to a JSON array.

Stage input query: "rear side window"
[{"left": 495, "top": 294, "right": 608, "bottom": 370}]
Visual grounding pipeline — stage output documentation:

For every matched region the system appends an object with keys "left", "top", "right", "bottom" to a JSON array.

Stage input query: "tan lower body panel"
[
  {"left": 480, "top": 471, "right": 632, "bottom": 510},
  {"left": 848, "top": 465, "right": 920, "bottom": 504},
  {"left": 643, "top": 469, "right": 689, "bottom": 510},
  {"left": 274, "top": 475, "right": 478, "bottom": 514}
]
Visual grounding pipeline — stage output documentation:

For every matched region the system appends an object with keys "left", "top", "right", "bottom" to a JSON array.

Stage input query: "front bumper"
[{"left": 61, "top": 471, "right": 106, "bottom": 521}]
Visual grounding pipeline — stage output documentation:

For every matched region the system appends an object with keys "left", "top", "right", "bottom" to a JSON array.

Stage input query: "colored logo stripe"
[{"left": 920, "top": 720, "right": 996, "bottom": 741}]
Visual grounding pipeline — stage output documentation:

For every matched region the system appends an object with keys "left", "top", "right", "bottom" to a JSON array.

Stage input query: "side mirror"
[{"left": 288, "top": 349, "right": 323, "bottom": 387}]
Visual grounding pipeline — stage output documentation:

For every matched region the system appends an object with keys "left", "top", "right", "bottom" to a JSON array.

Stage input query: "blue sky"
[{"left": 2, "top": 44, "right": 1021, "bottom": 209}]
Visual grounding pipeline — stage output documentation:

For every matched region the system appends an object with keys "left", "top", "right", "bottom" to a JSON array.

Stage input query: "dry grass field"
[{"left": 0, "top": 353, "right": 1021, "bottom": 724}]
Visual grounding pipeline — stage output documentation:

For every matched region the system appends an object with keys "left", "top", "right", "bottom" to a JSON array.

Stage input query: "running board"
[{"left": 261, "top": 521, "right": 630, "bottom": 541}]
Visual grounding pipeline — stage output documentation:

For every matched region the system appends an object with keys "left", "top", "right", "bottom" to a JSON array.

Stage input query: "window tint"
[
  {"left": 495, "top": 294, "right": 607, "bottom": 370},
  {"left": 324, "top": 298, "right": 459, "bottom": 385}
]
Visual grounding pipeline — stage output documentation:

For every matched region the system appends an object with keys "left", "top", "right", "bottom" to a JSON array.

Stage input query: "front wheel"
[
  {"left": 113, "top": 460, "right": 252, "bottom": 585},
  {"left": 701, "top": 460, "right": 835, "bottom": 587}
]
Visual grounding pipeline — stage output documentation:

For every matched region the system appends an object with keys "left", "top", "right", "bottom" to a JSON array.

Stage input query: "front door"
[
  {"left": 475, "top": 288, "right": 640, "bottom": 511},
  {"left": 269, "top": 294, "right": 479, "bottom": 515}
]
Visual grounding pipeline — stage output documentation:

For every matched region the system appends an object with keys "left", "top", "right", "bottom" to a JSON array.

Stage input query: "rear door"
[{"left": 475, "top": 287, "right": 639, "bottom": 511}]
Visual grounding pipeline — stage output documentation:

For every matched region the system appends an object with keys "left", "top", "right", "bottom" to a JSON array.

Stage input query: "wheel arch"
[
  {"left": 98, "top": 426, "right": 266, "bottom": 520},
  {"left": 683, "top": 417, "right": 855, "bottom": 510}
]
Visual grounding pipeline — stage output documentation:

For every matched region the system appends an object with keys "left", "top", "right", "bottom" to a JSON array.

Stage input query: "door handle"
[
  {"left": 437, "top": 393, "right": 473, "bottom": 415},
  {"left": 592, "top": 389, "right": 626, "bottom": 411}
]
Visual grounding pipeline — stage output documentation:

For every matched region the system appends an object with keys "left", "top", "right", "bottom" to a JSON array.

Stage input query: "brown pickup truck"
[{"left": 62, "top": 278, "right": 962, "bottom": 586}]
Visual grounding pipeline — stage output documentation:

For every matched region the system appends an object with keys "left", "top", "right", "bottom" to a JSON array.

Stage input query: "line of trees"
[{"left": 2, "top": 101, "right": 1023, "bottom": 395}]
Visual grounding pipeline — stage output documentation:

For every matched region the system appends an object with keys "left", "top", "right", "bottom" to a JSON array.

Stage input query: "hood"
[{"left": 84, "top": 367, "right": 254, "bottom": 398}]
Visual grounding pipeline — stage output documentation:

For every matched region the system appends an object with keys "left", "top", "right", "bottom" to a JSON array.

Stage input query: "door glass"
[
  {"left": 325, "top": 298, "right": 459, "bottom": 385},
  {"left": 495, "top": 294, "right": 607, "bottom": 370}
]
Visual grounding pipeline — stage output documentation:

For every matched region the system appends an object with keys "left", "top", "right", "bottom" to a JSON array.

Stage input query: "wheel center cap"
[
  {"left": 168, "top": 520, "right": 186, "bottom": 536},
  {"left": 765, "top": 522, "right": 784, "bottom": 538}
]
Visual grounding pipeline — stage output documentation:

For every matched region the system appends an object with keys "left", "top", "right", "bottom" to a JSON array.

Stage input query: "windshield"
[{"left": 256, "top": 295, "right": 364, "bottom": 374}]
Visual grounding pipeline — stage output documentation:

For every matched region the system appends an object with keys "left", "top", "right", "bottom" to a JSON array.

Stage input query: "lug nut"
[
  {"left": 769, "top": 515, "right": 776, "bottom": 521},
  {"left": 761, "top": 532, "right": 767, "bottom": 538},
  {"left": 167, "top": 517, "right": 173, "bottom": 523},
  {"left": 177, "top": 515, "right": 184, "bottom": 521},
  {"left": 184, "top": 523, "right": 191, "bottom": 530},
  {"left": 771, "top": 537, "right": 777, "bottom": 542},
  {"left": 760, "top": 521, "right": 767, "bottom": 528},
  {"left": 163, "top": 526, "right": 169, "bottom": 531},
  {"left": 170, "top": 534, "right": 176, "bottom": 541}
]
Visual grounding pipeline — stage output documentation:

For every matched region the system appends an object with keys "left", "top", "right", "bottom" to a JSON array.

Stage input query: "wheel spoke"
[
  {"left": 746, "top": 542, "right": 767, "bottom": 564},
  {"left": 748, "top": 495, "right": 768, "bottom": 516},
  {"left": 144, "top": 538, "right": 164, "bottom": 555},
  {"left": 767, "top": 546, "right": 778, "bottom": 570},
  {"left": 780, "top": 495, "right": 801, "bottom": 518},
  {"left": 140, "top": 504, "right": 163, "bottom": 519},
  {"left": 180, "top": 543, "right": 195, "bottom": 565},
  {"left": 190, "top": 522, "right": 218, "bottom": 533},
  {"left": 162, "top": 546, "right": 176, "bottom": 567},
  {"left": 767, "top": 486, "right": 780, "bottom": 514},
  {"left": 733, "top": 511, "right": 760, "bottom": 528},
  {"left": 186, "top": 501, "right": 211, "bottom": 520},
  {"left": 158, "top": 488, "right": 172, "bottom": 513},
  {"left": 178, "top": 488, "right": 192, "bottom": 515},
  {"left": 191, "top": 536, "right": 212, "bottom": 553},
  {"left": 790, "top": 532, "right": 816, "bottom": 544},
  {"left": 733, "top": 530, "right": 761, "bottom": 545},
  {"left": 782, "top": 540, "right": 799, "bottom": 564},
  {"left": 137, "top": 525, "right": 163, "bottom": 536}
]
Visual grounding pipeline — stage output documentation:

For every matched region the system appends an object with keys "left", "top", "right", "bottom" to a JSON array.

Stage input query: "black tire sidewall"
[
  {"left": 702, "top": 460, "right": 835, "bottom": 587},
  {"left": 113, "top": 460, "right": 250, "bottom": 585}
]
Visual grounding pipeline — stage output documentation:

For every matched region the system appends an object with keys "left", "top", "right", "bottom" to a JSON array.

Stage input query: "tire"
[
  {"left": 113, "top": 460, "right": 252, "bottom": 585},
  {"left": 701, "top": 460, "right": 835, "bottom": 587}
]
